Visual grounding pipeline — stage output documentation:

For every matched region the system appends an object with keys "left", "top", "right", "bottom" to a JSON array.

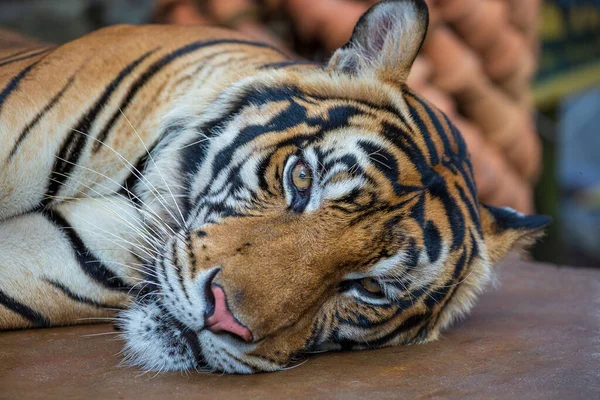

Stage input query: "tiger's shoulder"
[{"left": 0, "top": 24, "right": 291, "bottom": 221}]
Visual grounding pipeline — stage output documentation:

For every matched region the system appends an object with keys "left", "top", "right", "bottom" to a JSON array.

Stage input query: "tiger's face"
[{"left": 119, "top": 0, "right": 550, "bottom": 373}]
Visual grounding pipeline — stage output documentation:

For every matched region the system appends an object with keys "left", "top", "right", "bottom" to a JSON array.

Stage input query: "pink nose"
[{"left": 206, "top": 285, "right": 253, "bottom": 343}]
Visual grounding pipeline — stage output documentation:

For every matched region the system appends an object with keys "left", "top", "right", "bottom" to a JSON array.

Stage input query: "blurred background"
[{"left": 0, "top": 0, "right": 598, "bottom": 267}]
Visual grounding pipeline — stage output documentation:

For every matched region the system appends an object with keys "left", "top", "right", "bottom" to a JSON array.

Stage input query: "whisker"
[
  {"left": 49, "top": 214, "right": 158, "bottom": 263},
  {"left": 119, "top": 108, "right": 187, "bottom": 230},
  {"left": 76, "top": 317, "right": 119, "bottom": 321},
  {"left": 55, "top": 124, "right": 185, "bottom": 235},
  {"left": 43, "top": 186, "right": 162, "bottom": 254},
  {"left": 51, "top": 154, "right": 177, "bottom": 239},
  {"left": 46, "top": 168, "right": 176, "bottom": 246},
  {"left": 81, "top": 331, "right": 122, "bottom": 338},
  {"left": 166, "top": 137, "right": 209, "bottom": 152},
  {"left": 367, "top": 149, "right": 392, "bottom": 170},
  {"left": 281, "top": 358, "right": 308, "bottom": 370}
]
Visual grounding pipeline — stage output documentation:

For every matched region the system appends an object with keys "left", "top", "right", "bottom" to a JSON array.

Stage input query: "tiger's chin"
[{"left": 117, "top": 300, "right": 280, "bottom": 374}]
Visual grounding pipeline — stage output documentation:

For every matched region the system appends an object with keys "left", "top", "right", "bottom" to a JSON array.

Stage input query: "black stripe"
[
  {"left": 0, "top": 47, "right": 35, "bottom": 62},
  {"left": 43, "top": 278, "right": 125, "bottom": 309},
  {"left": 185, "top": 230, "right": 198, "bottom": 279},
  {"left": 441, "top": 113, "right": 477, "bottom": 196},
  {"left": 335, "top": 303, "right": 391, "bottom": 329},
  {"left": 8, "top": 75, "right": 76, "bottom": 161},
  {"left": 388, "top": 114, "right": 466, "bottom": 251},
  {"left": 170, "top": 315, "right": 207, "bottom": 368},
  {"left": 470, "top": 231, "right": 480, "bottom": 260},
  {"left": 424, "top": 249, "right": 469, "bottom": 315},
  {"left": 117, "top": 127, "right": 168, "bottom": 208},
  {"left": 413, "top": 246, "right": 473, "bottom": 341},
  {"left": 381, "top": 121, "right": 430, "bottom": 177},
  {"left": 43, "top": 49, "right": 157, "bottom": 203},
  {"left": 410, "top": 192, "right": 426, "bottom": 227},
  {"left": 0, "top": 47, "right": 52, "bottom": 67},
  {"left": 172, "top": 239, "right": 192, "bottom": 304},
  {"left": 424, "top": 220, "right": 442, "bottom": 263},
  {"left": 357, "top": 140, "right": 420, "bottom": 195},
  {"left": 455, "top": 183, "right": 480, "bottom": 228},
  {"left": 158, "top": 253, "right": 176, "bottom": 295},
  {"left": 443, "top": 113, "right": 468, "bottom": 159},
  {"left": 258, "top": 60, "right": 316, "bottom": 70},
  {"left": 0, "top": 288, "right": 51, "bottom": 327},
  {"left": 202, "top": 84, "right": 409, "bottom": 135},
  {"left": 304, "top": 316, "right": 326, "bottom": 350},
  {"left": 255, "top": 150, "right": 279, "bottom": 196},
  {"left": 118, "top": 153, "right": 149, "bottom": 207},
  {"left": 369, "top": 312, "right": 430, "bottom": 347},
  {"left": 407, "top": 92, "right": 453, "bottom": 158},
  {"left": 0, "top": 60, "right": 39, "bottom": 116},
  {"left": 424, "top": 278, "right": 455, "bottom": 310},
  {"left": 337, "top": 312, "right": 430, "bottom": 350},
  {"left": 43, "top": 210, "right": 132, "bottom": 291},
  {"left": 0, "top": 46, "right": 50, "bottom": 63},
  {"left": 92, "top": 39, "right": 285, "bottom": 153},
  {"left": 404, "top": 92, "right": 440, "bottom": 165},
  {"left": 445, "top": 193, "right": 466, "bottom": 251}
]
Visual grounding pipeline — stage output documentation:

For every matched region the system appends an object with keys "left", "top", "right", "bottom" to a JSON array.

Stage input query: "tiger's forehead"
[{"left": 226, "top": 80, "right": 469, "bottom": 169}]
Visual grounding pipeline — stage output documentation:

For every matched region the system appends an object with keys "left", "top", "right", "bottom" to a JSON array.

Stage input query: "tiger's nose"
[{"left": 206, "top": 285, "right": 253, "bottom": 343}]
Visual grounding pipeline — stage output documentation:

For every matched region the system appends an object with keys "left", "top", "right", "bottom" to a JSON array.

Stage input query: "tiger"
[{"left": 0, "top": 0, "right": 550, "bottom": 374}]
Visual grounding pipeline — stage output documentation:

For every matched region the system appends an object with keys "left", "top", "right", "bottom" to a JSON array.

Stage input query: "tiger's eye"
[
  {"left": 361, "top": 278, "right": 383, "bottom": 294},
  {"left": 291, "top": 162, "right": 311, "bottom": 191}
]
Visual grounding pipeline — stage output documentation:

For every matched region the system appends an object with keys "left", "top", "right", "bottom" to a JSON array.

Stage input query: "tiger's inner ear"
[
  {"left": 479, "top": 205, "right": 552, "bottom": 265},
  {"left": 326, "top": 0, "right": 429, "bottom": 83}
]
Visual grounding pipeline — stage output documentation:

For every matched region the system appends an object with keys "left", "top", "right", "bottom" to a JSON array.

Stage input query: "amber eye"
[
  {"left": 360, "top": 278, "right": 383, "bottom": 294},
  {"left": 291, "top": 161, "right": 312, "bottom": 191}
]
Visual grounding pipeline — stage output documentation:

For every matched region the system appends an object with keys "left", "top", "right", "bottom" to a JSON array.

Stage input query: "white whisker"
[
  {"left": 119, "top": 108, "right": 188, "bottom": 230},
  {"left": 55, "top": 124, "right": 185, "bottom": 235}
]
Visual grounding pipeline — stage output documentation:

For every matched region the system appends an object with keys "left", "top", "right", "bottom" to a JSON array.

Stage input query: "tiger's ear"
[
  {"left": 326, "top": 0, "right": 429, "bottom": 82},
  {"left": 479, "top": 205, "right": 552, "bottom": 264}
]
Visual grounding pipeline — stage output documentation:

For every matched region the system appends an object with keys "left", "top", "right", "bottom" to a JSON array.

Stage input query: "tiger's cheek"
[
  {"left": 246, "top": 297, "right": 346, "bottom": 365},
  {"left": 248, "top": 312, "right": 319, "bottom": 364}
]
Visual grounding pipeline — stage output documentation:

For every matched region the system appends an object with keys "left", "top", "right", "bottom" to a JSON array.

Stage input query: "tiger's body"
[{"left": 0, "top": 0, "right": 549, "bottom": 373}]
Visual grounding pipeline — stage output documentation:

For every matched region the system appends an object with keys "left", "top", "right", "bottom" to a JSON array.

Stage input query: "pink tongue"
[{"left": 206, "top": 286, "right": 253, "bottom": 342}]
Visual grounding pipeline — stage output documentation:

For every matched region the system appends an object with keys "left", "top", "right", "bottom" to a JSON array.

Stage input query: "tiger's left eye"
[
  {"left": 291, "top": 162, "right": 312, "bottom": 191},
  {"left": 360, "top": 278, "right": 383, "bottom": 294}
]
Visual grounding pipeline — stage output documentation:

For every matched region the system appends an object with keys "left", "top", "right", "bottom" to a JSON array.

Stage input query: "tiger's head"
[{"left": 119, "top": 0, "right": 550, "bottom": 373}]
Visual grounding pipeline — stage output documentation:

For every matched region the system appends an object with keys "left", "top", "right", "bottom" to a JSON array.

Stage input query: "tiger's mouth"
[
  {"left": 118, "top": 297, "right": 266, "bottom": 373},
  {"left": 118, "top": 299, "right": 202, "bottom": 371},
  {"left": 163, "top": 305, "right": 206, "bottom": 368},
  {"left": 118, "top": 265, "right": 279, "bottom": 374}
]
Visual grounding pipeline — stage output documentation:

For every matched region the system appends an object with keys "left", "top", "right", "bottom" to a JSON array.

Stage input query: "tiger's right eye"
[{"left": 291, "top": 162, "right": 312, "bottom": 192}]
